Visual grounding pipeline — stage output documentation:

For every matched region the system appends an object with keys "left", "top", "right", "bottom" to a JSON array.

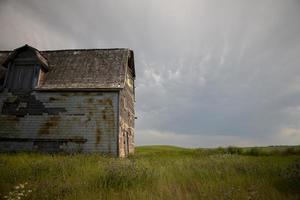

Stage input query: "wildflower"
[
  {"left": 15, "top": 186, "right": 20, "bottom": 189},
  {"left": 28, "top": 190, "right": 32, "bottom": 193}
]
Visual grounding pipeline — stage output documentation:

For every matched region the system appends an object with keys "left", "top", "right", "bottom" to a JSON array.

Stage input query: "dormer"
[{"left": 2, "top": 45, "right": 48, "bottom": 92}]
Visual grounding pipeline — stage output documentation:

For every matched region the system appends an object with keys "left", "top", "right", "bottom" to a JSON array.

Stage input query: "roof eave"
[{"left": 34, "top": 87, "right": 124, "bottom": 92}]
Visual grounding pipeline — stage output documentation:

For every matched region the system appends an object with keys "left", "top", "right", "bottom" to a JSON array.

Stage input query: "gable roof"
[
  {"left": 0, "top": 45, "right": 135, "bottom": 90},
  {"left": 2, "top": 44, "right": 49, "bottom": 71}
]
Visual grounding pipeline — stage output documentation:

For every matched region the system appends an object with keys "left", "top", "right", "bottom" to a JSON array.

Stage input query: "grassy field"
[{"left": 0, "top": 145, "right": 299, "bottom": 200}]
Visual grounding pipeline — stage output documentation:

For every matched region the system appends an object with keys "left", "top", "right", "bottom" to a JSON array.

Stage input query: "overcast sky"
[{"left": 1, "top": 0, "right": 300, "bottom": 147}]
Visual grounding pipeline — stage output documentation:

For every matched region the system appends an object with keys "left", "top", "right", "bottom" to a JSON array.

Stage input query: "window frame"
[{"left": 5, "top": 60, "right": 40, "bottom": 92}]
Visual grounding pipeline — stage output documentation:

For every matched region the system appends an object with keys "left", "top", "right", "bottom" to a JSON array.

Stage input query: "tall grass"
[{"left": 0, "top": 145, "right": 299, "bottom": 200}]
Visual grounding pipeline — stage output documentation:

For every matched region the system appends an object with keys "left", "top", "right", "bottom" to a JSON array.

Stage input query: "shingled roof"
[{"left": 0, "top": 45, "right": 135, "bottom": 90}]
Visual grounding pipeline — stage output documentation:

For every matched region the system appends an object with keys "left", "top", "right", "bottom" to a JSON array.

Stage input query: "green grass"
[{"left": 0, "top": 145, "right": 300, "bottom": 200}]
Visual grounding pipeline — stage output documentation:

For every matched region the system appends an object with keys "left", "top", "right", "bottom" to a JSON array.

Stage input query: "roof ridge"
[
  {"left": 0, "top": 48, "right": 133, "bottom": 53},
  {"left": 42, "top": 48, "right": 132, "bottom": 52}
]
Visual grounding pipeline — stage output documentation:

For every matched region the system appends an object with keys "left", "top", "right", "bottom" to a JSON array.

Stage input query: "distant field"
[{"left": 0, "top": 145, "right": 299, "bottom": 200}]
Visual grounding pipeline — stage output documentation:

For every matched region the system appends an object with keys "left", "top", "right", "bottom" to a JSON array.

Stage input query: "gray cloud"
[{"left": 1, "top": 0, "right": 300, "bottom": 147}]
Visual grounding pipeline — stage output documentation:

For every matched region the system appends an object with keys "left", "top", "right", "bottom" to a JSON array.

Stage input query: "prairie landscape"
[
  {"left": 1, "top": 1, "right": 300, "bottom": 200},
  {"left": 0, "top": 145, "right": 299, "bottom": 200}
]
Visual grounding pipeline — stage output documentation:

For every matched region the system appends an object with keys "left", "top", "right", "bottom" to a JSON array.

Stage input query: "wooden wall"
[
  {"left": 0, "top": 91, "right": 119, "bottom": 155},
  {"left": 119, "top": 67, "right": 135, "bottom": 157}
]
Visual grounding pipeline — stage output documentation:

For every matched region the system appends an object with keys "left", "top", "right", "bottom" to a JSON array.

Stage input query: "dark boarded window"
[
  {"left": 7, "top": 64, "right": 39, "bottom": 91},
  {"left": 6, "top": 50, "right": 40, "bottom": 92},
  {"left": 0, "top": 69, "right": 5, "bottom": 88}
]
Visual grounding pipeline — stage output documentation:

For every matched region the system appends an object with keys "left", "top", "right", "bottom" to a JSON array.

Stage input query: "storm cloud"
[{"left": 1, "top": 0, "right": 300, "bottom": 147}]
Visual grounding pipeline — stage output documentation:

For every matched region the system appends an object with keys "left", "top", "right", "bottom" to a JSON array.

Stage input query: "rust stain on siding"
[
  {"left": 0, "top": 116, "right": 20, "bottom": 135},
  {"left": 39, "top": 115, "right": 61, "bottom": 135},
  {"left": 86, "top": 98, "right": 94, "bottom": 103},
  {"left": 96, "top": 127, "right": 101, "bottom": 144},
  {"left": 6, "top": 115, "right": 20, "bottom": 122},
  {"left": 97, "top": 99, "right": 113, "bottom": 106},
  {"left": 105, "top": 99, "right": 112, "bottom": 106},
  {"left": 102, "top": 109, "right": 107, "bottom": 120}
]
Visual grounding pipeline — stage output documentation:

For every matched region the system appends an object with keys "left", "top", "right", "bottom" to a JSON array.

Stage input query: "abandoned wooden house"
[{"left": 0, "top": 44, "right": 135, "bottom": 157}]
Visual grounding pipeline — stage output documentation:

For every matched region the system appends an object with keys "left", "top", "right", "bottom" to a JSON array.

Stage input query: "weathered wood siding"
[
  {"left": 0, "top": 90, "right": 119, "bottom": 155},
  {"left": 119, "top": 67, "right": 135, "bottom": 157}
]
